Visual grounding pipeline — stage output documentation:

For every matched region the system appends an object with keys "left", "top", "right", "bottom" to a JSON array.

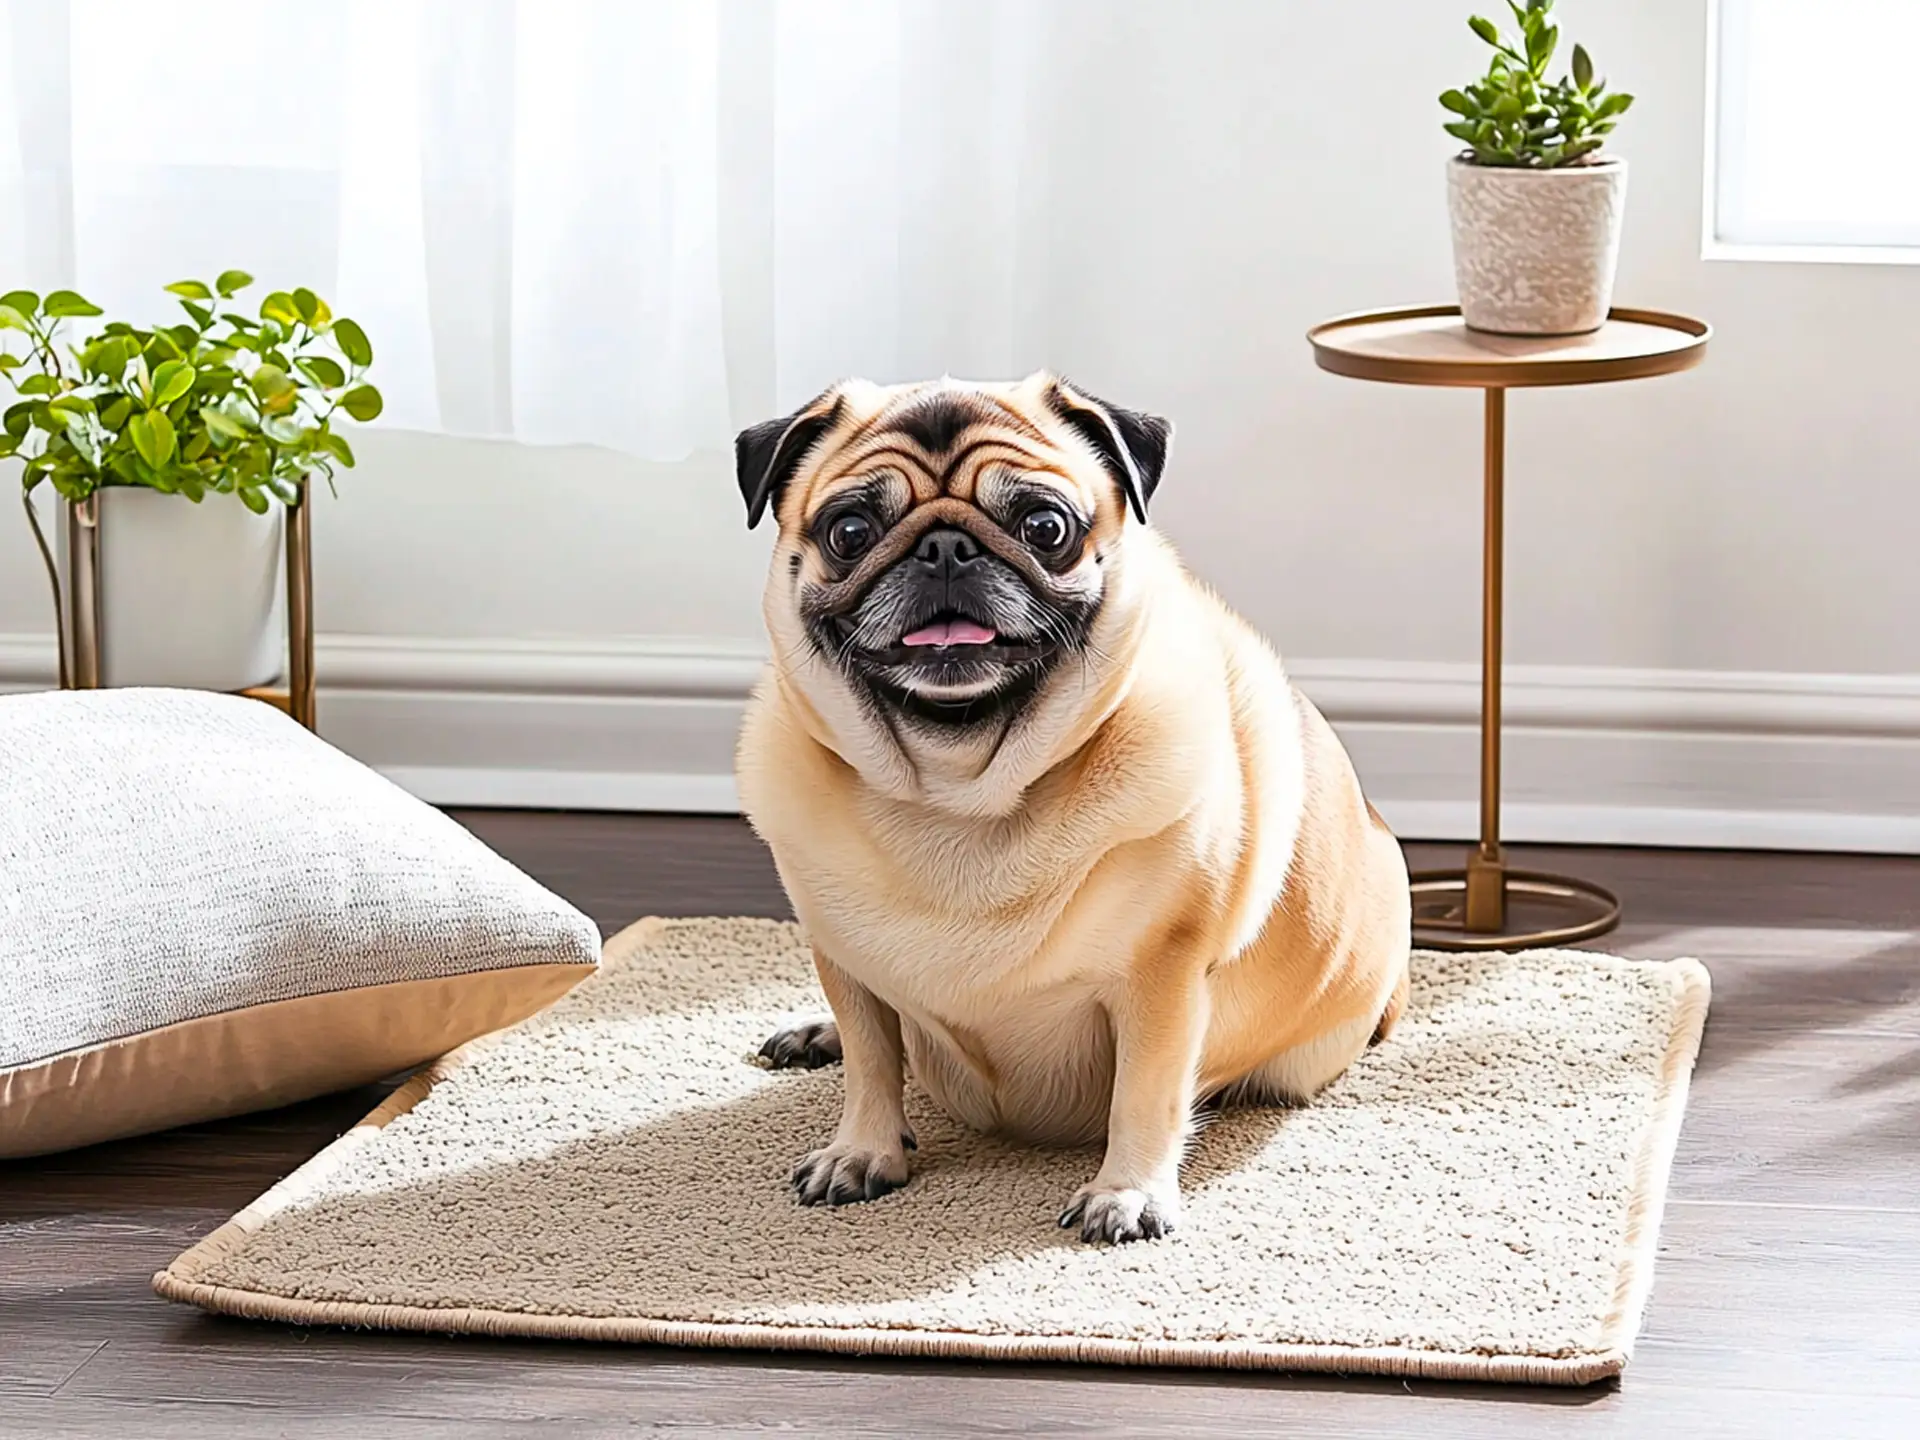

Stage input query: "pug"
[{"left": 735, "top": 373, "right": 1410, "bottom": 1244}]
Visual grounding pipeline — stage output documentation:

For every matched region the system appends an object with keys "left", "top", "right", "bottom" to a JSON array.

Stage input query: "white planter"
[
  {"left": 57, "top": 487, "right": 284, "bottom": 691},
  {"left": 1446, "top": 155, "right": 1627, "bottom": 336}
]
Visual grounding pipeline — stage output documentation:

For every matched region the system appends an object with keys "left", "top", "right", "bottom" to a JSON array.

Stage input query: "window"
[{"left": 1706, "top": 0, "right": 1920, "bottom": 262}]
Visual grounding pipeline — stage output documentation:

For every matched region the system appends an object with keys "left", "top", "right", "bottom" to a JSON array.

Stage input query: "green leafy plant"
[
  {"left": 1439, "top": 0, "right": 1633, "bottom": 168},
  {"left": 0, "top": 272, "right": 381, "bottom": 514}
]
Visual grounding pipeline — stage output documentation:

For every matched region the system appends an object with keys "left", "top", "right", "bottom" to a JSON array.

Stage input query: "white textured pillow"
[{"left": 0, "top": 687, "right": 599, "bottom": 1159}]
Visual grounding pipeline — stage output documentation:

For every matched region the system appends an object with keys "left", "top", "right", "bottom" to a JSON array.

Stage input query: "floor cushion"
[{"left": 0, "top": 687, "right": 599, "bottom": 1160}]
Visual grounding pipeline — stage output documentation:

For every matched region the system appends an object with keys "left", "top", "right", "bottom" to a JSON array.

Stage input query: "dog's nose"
[{"left": 913, "top": 528, "right": 982, "bottom": 573}]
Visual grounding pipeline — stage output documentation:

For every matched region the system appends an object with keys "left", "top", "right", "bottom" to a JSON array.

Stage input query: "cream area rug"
[{"left": 157, "top": 917, "right": 1710, "bottom": 1386}]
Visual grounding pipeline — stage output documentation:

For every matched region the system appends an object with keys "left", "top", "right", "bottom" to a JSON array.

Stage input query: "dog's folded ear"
[
  {"left": 1045, "top": 379, "right": 1173, "bottom": 524},
  {"left": 735, "top": 392, "right": 845, "bottom": 529}
]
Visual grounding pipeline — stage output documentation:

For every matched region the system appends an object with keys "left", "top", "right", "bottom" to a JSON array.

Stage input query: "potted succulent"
[
  {"left": 1439, "top": 0, "right": 1634, "bottom": 335},
  {"left": 3, "top": 275, "right": 380, "bottom": 690}
]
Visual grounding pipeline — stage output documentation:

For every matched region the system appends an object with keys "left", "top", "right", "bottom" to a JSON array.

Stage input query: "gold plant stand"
[
  {"left": 1307, "top": 304, "right": 1710, "bottom": 950},
  {"left": 27, "top": 479, "right": 317, "bottom": 731}
]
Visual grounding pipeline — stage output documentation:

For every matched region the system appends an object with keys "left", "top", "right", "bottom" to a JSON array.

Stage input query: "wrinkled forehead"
[{"left": 790, "top": 380, "right": 1110, "bottom": 525}]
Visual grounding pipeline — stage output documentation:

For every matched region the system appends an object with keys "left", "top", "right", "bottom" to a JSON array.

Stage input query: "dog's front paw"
[
  {"left": 759, "top": 1018, "right": 842, "bottom": 1070},
  {"left": 791, "top": 1141, "right": 909, "bottom": 1206},
  {"left": 1058, "top": 1182, "right": 1182, "bottom": 1244}
]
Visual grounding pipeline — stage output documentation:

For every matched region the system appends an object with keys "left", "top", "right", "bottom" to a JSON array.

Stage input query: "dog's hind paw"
[
  {"left": 1058, "top": 1183, "right": 1181, "bottom": 1244},
  {"left": 758, "top": 1018, "right": 842, "bottom": 1070}
]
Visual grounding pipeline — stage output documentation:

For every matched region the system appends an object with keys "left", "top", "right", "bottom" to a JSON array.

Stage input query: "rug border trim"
[
  {"left": 153, "top": 917, "right": 1712, "bottom": 1388},
  {"left": 1595, "top": 948, "right": 1712, "bottom": 1369}
]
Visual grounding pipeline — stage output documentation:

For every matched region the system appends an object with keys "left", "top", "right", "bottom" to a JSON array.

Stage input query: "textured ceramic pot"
[
  {"left": 57, "top": 486, "right": 284, "bottom": 690},
  {"left": 1447, "top": 155, "right": 1627, "bottom": 336}
]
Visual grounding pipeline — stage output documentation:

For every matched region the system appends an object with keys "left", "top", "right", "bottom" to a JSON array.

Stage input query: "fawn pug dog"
[{"left": 734, "top": 373, "right": 1410, "bottom": 1244}]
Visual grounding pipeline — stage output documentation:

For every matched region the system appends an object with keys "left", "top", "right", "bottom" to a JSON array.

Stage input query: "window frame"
[{"left": 1701, "top": 0, "right": 1920, "bottom": 266}]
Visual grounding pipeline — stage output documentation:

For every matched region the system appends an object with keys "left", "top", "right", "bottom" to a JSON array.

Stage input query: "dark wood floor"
[{"left": 5, "top": 814, "right": 1920, "bottom": 1438}]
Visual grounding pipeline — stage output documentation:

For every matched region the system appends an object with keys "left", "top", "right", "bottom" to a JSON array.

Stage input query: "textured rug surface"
[{"left": 157, "top": 917, "right": 1710, "bottom": 1384}]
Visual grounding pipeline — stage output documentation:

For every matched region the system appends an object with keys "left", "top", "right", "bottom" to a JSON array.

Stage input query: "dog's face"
[{"left": 736, "top": 374, "right": 1171, "bottom": 767}]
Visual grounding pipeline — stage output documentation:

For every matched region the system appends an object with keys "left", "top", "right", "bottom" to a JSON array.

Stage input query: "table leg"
[
  {"left": 1407, "top": 386, "right": 1622, "bottom": 950},
  {"left": 1464, "top": 387, "right": 1507, "bottom": 932},
  {"left": 286, "top": 482, "right": 316, "bottom": 731},
  {"left": 66, "top": 496, "right": 102, "bottom": 689}
]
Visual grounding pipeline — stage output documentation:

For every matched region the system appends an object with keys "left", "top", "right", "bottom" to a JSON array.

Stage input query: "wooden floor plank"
[
  {"left": 1601, "top": 922, "right": 1920, "bottom": 1208},
  {"left": 0, "top": 1335, "right": 106, "bottom": 1400},
  {"left": 5, "top": 814, "right": 1920, "bottom": 1437},
  {"left": 1630, "top": 1206, "right": 1920, "bottom": 1395},
  {"left": 451, "top": 810, "right": 791, "bottom": 932}
]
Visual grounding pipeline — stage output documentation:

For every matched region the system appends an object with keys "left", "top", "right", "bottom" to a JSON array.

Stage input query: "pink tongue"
[{"left": 902, "top": 618, "right": 998, "bottom": 647}]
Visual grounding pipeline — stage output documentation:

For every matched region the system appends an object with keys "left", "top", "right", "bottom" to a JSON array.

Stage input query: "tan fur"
[{"left": 737, "top": 374, "right": 1410, "bottom": 1241}]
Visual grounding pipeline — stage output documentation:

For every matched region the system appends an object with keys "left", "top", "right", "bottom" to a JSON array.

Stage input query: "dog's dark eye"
[
  {"left": 825, "top": 511, "right": 877, "bottom": 562},
  {"left": 1019, "top": 506, "right": 1072, "bottom": 555}
]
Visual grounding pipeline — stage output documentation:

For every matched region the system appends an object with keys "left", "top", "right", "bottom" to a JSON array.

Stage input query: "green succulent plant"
[
  {"left": 1439, "top": 0, "right": 1633, "bottom": 168},
  {"left": 0, "top": 272, "right": 380, "bottom": 513}
]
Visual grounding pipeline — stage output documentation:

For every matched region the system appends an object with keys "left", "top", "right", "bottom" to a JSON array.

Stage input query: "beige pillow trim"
[{"left": 0, "top": 961, "right": 595, "bottom": 1161}]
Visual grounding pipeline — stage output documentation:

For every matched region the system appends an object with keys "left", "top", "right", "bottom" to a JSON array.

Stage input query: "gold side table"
[
  {"left": 28, "top": 479, "right": 318, "bottom": 731},
  {"left": 1307, "top": 305, "right": 1710, "bottom": 950}
]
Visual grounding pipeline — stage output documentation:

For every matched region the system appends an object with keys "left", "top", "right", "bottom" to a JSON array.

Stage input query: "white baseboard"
[
  {"left": 6, "top": 631, "right": 1920, "bottom": 853},
  {"left": 1375, "top": 801, "right": 1920, "bottom": 855},
  {"left": 378, "top": 766, "right": 743, "bottom": 814}
]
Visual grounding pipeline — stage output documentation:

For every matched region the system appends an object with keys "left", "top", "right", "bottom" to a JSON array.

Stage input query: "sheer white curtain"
[{"left": 0, "top": 0, "right": 1052, "bottom": 460}]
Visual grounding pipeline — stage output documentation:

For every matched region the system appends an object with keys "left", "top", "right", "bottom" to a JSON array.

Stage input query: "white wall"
[{"left": 6, "top": 0, "right": 1920, "bottom": 848}]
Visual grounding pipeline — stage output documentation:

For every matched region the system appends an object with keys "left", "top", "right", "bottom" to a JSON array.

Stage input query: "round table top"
[{"left": 1307, "top": 305, "right": 1709, "bottom": 388}]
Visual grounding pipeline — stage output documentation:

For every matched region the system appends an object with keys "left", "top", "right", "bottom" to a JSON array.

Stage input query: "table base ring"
[{"left": 1409, "top": 867, "right": 1621, "bottom": 951}]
